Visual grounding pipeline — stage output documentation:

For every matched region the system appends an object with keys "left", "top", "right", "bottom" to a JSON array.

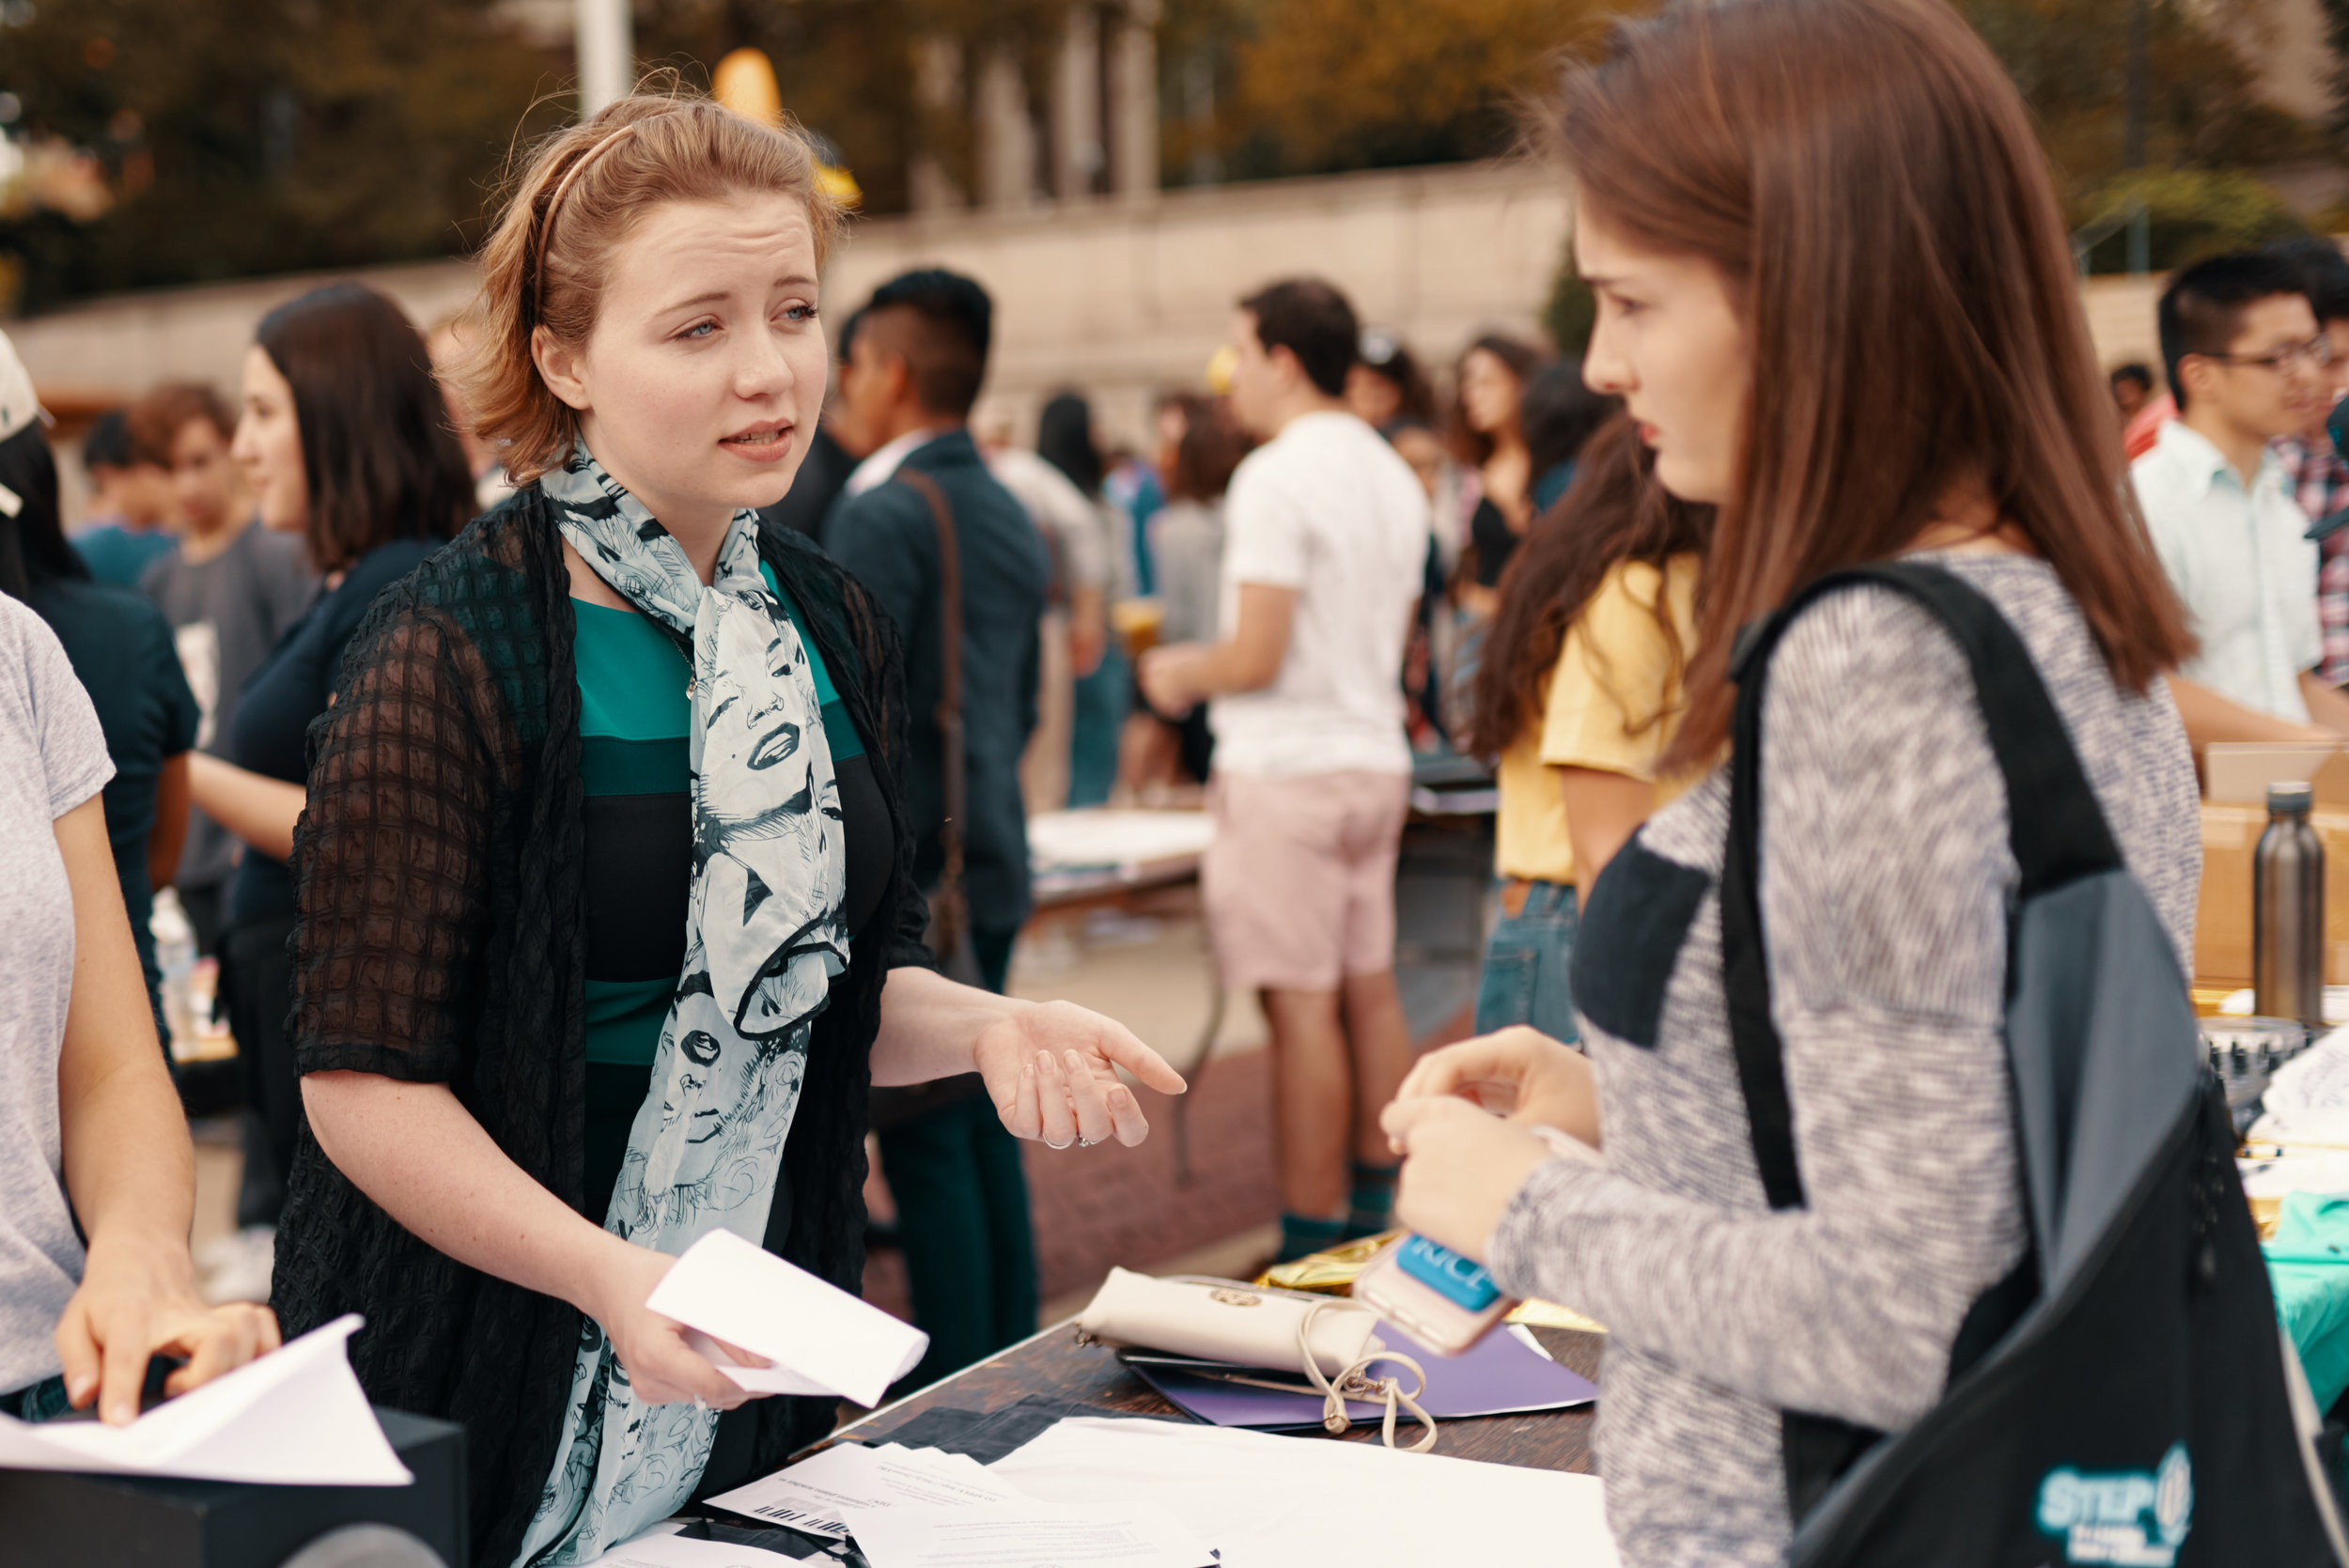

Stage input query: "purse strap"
[
  {"left": 1298, "top": 1300, "right": 1438, "bottom": 1452},
  {"left": 895, "top": 467, "right": 970, "bottom": 948},
  {"left": 1721, "top": 560, "right": 2123, "bottom": 1213}
]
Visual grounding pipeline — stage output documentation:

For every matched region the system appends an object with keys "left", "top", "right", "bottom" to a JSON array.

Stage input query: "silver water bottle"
[{"left": 2255, "top": 781, "right": 2326, "bottom": 1028}]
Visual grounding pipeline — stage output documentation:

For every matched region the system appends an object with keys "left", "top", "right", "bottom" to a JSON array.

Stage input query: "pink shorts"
[{"left": 1203, "top": 769, "right": 1410, "bottom": 992}]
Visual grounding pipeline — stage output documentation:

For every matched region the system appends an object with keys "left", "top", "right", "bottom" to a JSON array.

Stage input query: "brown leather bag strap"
[{"left": 896, "top": 468, "right": 968, "bottom": 937}]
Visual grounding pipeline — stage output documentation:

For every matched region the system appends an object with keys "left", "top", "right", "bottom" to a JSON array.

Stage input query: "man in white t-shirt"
[{"left": 1140, "top": 278, "right": 1430, "bottom": 1264}]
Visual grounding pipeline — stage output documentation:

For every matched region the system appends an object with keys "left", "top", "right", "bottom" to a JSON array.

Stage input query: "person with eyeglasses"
[{"left": 2133, "top": 251, "right": 2349, "bottom": 743}]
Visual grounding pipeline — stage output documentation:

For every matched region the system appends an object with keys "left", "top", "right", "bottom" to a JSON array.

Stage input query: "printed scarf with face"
[{"left": 518, "top": 445, "right": 848, "bottom": 1566}]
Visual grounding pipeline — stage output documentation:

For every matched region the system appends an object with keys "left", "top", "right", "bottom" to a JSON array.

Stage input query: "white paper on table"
[
  {"left": 646, "top": 1230, "right": 926, "bottom": 1407},
  {"left": 989, "top": 1416, "right": 1618, "bottom": 1568},
  {"left": 581, "top": 1529, "right": 795, "bottom": 1566},
  {"left": 0, "top": 1314, "right": 410, "bottom": 1486},
  {"left": 1025, "top": 810, "right": 1214, "bottom": 871},
  {"left": 840, "top": 1500, "right": 1215, "bottom": 1568},
  {"left": 708, "top": 1441, "right": 1033, "bottom": 1539},
  {"left": 2254, "top": 1025, "right": 2349, "bottom": 1145}
]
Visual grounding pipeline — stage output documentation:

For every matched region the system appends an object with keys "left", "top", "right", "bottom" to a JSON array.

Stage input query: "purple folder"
[{"left": 1126, "top": 1322, "right": 1596, "bottom": 1432}]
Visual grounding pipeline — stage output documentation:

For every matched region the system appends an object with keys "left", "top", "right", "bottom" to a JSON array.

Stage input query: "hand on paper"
[
  {"left": 1381, "top": 1096, "right": 1553, "bottom": 1264},
  {"left": 54, "top": 1234, "right": 280, "bottom": 1425},
  {"left": 1393, "top": 1026, "right": 1602, "bottom": 1149},
  {"left": 974, "top": 1001, "right": 1188, "bottom": 1149},
  {"left": 583, "top": 1242, "right": 770, "bottom": 1409}
]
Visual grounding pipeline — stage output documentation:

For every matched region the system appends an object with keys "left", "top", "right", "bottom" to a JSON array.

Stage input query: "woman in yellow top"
[{"left": 1467, "top": 416, "right": 1711, "bottom": 1041}]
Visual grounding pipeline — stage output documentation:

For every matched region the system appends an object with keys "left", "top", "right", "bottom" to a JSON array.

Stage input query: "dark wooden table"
[{"left": 833, "top": 1315, "right": 1603, "bottom": 1473}]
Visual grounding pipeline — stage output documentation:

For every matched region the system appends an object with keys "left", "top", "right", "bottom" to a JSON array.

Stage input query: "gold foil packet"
[{"left": 1256, "top": 1231, "right": 1609, "bottom": 1335}]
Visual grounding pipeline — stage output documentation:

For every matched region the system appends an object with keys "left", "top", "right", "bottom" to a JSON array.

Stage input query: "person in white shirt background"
[
  {"left": 1138, "top": 277, "right": 1431, "bottom": 1265},
  {"left": 2132, "top": 250, "right": 2349, "bottom": 744}
]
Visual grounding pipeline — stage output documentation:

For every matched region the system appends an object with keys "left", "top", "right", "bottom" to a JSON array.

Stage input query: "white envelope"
[{"left": 646, "top": 1230, "right": 927, "bottom": 1408}]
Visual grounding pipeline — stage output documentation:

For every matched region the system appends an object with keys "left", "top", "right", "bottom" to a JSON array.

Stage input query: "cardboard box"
[
  {"left": 0, "top": 1407, "right": 466, "bottom": 1568},
  {"left": 2195, "top": 802, "right": 2349, "bottom": 986},
  {"left": 2203, "top": 742, "right": 2349, "bottom": 807}
]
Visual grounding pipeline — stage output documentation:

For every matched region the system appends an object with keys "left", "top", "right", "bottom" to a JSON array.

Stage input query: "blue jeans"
[{"left": 1474, "top": 879, "right": 1581, "bottom": 1043}]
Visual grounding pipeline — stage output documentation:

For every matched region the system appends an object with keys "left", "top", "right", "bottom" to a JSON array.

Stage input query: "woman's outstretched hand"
[{"left": 974, "top": 1000, "right": 1189, "bottom": 1150}]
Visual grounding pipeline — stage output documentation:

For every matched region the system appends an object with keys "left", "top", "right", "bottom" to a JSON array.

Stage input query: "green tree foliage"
[
  {"left": 1955, "top": 0, "right": 2324, "bottom": 191},
  {"left": 1173, "top": 0, "right": 1623, "bottom": 181},
  {"left": 0, "top": 0, "right": 562, "bottom": 312},
  {"left": 1545, "top": 255, "right": 1595, "bottom": 357},
  {"left": 2073, "top": 165, "right": 2306, "bottom": 272}
]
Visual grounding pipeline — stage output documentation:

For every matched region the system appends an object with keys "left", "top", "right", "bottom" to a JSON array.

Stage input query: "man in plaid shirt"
[
  {"left": 2270, "top": 238, "right": 2349, "bottom": 686},
  {"left": 2279, "top": 431, "right": 2349, "bottom": 683}
]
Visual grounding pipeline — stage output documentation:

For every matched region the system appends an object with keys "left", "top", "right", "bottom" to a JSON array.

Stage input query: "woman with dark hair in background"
[
  {"left": 1463, "top": 417, "right": 1707, "bottom": 1043},
  {"left": 1037, "top": 391, "right": 1132, "bottom": 806},
  {"left": 1451, "top": 334, "right": 1551, "bottom": 611},
  {"left": 0, "top": 337, "right": 201, "bottom": 1049},
  {"left": 187, "top": 283, "right": 473, "bottom": 1266},
  {"left": 1518, "top": 358, "right": 1618, "bottom": 514}
]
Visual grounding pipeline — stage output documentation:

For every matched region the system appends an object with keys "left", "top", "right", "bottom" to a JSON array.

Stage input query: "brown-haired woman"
[
  {"left": 268, "top": 93, "right": 1182, "bottom": 1566},
  {"left": 186, "top": 282, "right": 472, "bottom": 1247},
  {"left": 1450, "top": 333, "right": 1550, "bottom": 610},
  {"left": 1463, "top": 416, "right": 1709, "bottom": 1046},
  {"left": 1382, "top": 2, "right": 2197, "bottom": 1561}
]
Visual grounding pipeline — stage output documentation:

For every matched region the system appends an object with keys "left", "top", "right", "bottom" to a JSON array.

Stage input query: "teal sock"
[
  {"left": 1344, "top": 1162, "right": 1401, "bottom": 1240},
  {"left": 1276, "top": 1213, "right": 1347, "bottom": 1265}
]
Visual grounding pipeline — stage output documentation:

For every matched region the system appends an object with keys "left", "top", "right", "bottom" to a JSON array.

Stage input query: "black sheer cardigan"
[{"left": 269, "top": 486, "right": 932, "bottom": 1567}]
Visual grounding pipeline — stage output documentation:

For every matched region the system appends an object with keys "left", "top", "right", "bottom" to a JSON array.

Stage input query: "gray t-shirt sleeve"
[
  {"left": 10, "top": 599, "right": 114, "bottom": 817},
  {"left": 1487, "top": 590, "right": 2028, "bottom": 1431}
]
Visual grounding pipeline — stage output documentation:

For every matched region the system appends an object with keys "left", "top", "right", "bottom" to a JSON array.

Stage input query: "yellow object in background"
[
  {"left": 713, "top": 48, "right": 785, "bottom": 127},
  {"left": 712, "top": 47, "right": 862, "bottom": 209},
  {"left": 1206, "top": 343, "right": 1238, "bottom": 396}
]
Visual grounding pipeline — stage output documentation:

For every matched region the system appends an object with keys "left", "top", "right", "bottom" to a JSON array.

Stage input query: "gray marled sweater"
[{"left": 1486, "top": 553, "right": 2200, "bottom": 1566}]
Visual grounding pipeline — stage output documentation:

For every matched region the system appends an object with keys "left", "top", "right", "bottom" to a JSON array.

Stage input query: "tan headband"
[{"left": 541, "top": 121, "right": 640, "bottom": 241}]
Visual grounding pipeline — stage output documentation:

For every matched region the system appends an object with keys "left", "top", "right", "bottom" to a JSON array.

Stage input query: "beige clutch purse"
[
  {"left": 1076, "top": 1267, "right": 1384, "bottom": 1375},
  {"left": 1076, "top": 1267, "right": 1437, "bottom": 1452}
]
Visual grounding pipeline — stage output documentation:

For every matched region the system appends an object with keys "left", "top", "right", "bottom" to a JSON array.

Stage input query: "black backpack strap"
[{"left": 1722, "top": 559, "right": 2123, "bottom": 1213}]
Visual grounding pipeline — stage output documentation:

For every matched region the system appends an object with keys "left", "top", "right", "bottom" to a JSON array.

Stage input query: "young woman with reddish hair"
[
  {"left": 268, "top": 92, "right": 1180, "bottom": 1566},
  {"left": 1381, "top": 2, "right": 2196, "bottom": 1561}
]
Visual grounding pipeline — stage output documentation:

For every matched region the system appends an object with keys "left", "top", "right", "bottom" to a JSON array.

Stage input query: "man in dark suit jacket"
[{"left": 822, "top": 269, "right": 1050, "bottom": 1386}]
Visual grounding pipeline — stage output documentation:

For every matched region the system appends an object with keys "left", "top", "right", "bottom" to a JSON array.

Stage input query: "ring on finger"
[
  {"left": 1077, "top": 1136, "right": 1099, "bottom": 1147},
  {"left": 1045, "top": 1136, "right": 1074, "bottom": 1150}
]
